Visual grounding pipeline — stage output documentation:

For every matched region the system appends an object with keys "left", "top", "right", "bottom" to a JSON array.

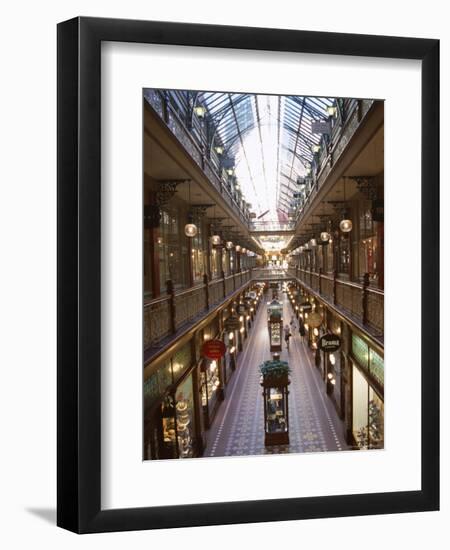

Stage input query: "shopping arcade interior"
[{"left": 143, "top": 89, "right": 384, "bottom": 460}]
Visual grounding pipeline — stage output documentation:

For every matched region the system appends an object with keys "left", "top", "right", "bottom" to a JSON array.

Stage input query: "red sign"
[{"left": 202, "top": 339, "right": 226, "bottom": 360}]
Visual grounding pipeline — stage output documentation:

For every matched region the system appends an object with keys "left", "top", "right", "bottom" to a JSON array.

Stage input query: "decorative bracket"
[
  {"left": 145, "top": 179, "right": 189, "bottom": 228},
  {"left": 190, "top": 204, "right": 214, "bottom": 218},
  {"left": 349, "top": 176, "right": 377, "bottom": 201},
  {"left": 155, "top": 179, "right": 190, "bottom": 207}
]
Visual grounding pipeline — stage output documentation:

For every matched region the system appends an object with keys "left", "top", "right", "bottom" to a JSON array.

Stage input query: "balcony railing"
[
  {"left": 287, "top": 267, "right": 383, "bottom": 341},
  {"left": 144, "top": 270, "right": 252, "bottom": 350}
]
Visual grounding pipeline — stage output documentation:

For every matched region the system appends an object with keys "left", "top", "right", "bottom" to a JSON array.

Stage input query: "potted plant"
[{"left": 259, "top": 359, "right": 291, "bottom": 386}]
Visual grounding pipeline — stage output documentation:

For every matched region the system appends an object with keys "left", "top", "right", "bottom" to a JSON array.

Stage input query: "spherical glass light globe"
[
  {"left": 310, "top": 238, "right": 317, "bottom": 247},
  {"left": 226, "top": 241, "right": 233, "bottom": 249},
  {"left": 211, "top": 235, "right": 221, "bottom": 246},
  {"left": 184, "top": 223, "right": 198, "bottom": 237},
  {"left": 235, "top": 245, "right": 241, "bottom": 252},
  {"left": 241, "top": 247, "right": 247, "bottom": 254},
  {"left": 320, "top": 231, "right": 331, "bottom": 242},
  {"left": 339, "top": 219, "right": 353, "bottom": 233}
]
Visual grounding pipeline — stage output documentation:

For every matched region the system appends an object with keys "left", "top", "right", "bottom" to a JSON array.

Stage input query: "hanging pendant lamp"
[
  {"left": 339, "top": 177, "right": 353, "bottom": 233},
  {"left": 210, "top": 205, "right": 221, "bottom": 245},
  {"left": 184, "top": 181, "right": 198, "bottom": 238}
]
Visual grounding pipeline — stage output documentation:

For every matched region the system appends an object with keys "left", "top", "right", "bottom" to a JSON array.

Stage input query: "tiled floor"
[{"left": 204, "top": 292, "right": 349, "bottom": 457}]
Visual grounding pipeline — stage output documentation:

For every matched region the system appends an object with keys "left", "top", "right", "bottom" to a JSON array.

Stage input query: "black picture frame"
[{"left": 57, "top": 16, "right": 439, "bottom": 533}]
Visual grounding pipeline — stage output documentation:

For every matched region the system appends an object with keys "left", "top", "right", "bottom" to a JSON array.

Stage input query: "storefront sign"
[
  {"left": 236, "top": 304, "right": 247, "bottom": 314},
  {"left": 307, "top": 311, "right": 322, "bottom": 328},
  {"left": 318, "top": 333, "right": 341, "bottom": 352},
  {"left": 299, "top": 301, "right": 312, "bottom": 311},
  {"left": 202, "top": 339, "right": 226, "bottom": 360},
  {"left": 224, "top": 315, "right": 240, "bottom": 331}
]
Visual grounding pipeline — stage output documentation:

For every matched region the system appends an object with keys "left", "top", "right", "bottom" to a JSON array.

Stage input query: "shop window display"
[
  {"left": 352, "top": 334, "right": 384, "bottom": 388},
  {"left": 352, "top": 365, "right": 384, "bottom": 449},
  {"left": 338, "top": 234, "right": 351, "bottom": 275},
  {"left": 175, "top": 375, "right": 196, "bottom": 458},
  {"left": 357, "top": 199, "right": 382, "bottom": 285},
  {"left": 161, "top": 397, "right": 178, "bottom": 459},
  {"left": 158, "top": 206, "right": 190, "bottom": 293},
  {"left": 201, "top": 359, "right": 220, "bottom": 411},
  {"left": 191, "top": 215, "right": 206, "bottom": 282},
  {"left": 352, "top": 366, "right": 369, "bottom": 448}
]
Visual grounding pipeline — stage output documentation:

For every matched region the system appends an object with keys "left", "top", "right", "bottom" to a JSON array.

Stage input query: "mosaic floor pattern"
[{"left": 205, "top": 292, "right": 349, "bottom": 458}]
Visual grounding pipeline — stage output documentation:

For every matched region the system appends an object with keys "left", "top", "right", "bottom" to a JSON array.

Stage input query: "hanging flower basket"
[{"left": 259, "top": 359, "right": 291, "bottom": 386}]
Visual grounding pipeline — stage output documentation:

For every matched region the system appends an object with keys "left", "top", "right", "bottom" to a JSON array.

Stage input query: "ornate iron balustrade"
[
  {"left": 143, "top": 295, "right": 171, "bottom": 348},
  {"left": 144, "top": 270, "right": 252, "bottom": 350},
  {"left": 288, "top": 267, "right": 384, "bottom": 340}
]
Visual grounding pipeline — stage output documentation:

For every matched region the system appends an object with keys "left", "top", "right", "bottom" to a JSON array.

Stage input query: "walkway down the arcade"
[{"left": 204, "top": 292, "right": 349, "bottom": 458}]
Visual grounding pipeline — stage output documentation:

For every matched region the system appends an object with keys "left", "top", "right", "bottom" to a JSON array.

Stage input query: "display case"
[
  {"left": 267, "top": 300, "right": 283, "bottom": 352},
  {"left": 259, "top": 359, "right": 291, "bottom": 446},
  {"left": 161, "top": 396, "right": 178, "bottom": 459},
  {"left": 201, "top": 358, "right": 221, "bottom": 428},
  {"left": 267, "top": 299, "right": 283, "bottom": 323},
  {"left": 268, "top": 314, "right": 282, "bottom": 352},
  {"left": 175, "top": 375, "right": 196, "bottom": 458}
]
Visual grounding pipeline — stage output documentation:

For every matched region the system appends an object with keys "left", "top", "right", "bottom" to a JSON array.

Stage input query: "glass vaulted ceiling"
[{"left": 200, "top": 92, "right": 335, "bottom": 220}]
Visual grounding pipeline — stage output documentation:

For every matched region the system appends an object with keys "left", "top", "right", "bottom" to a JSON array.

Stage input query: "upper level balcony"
[
  {"left": 144, "top": 89, "right": 252, "bottom": 229},
  {"left": 144, "top": 90, "right": 380, "bottom": 240}
]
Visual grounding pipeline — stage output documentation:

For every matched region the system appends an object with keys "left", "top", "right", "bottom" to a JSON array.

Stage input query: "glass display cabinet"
[
  {"left": 161, "top": 396, "right": 178, "bottom": 459},
  {"left": 267, "top": 300, "right": 283, "bottom": 352},
  {"left": 268, "top": 314, "right": 282, "bottom": 352},
  {"left": 175, "top": 375, "right": 196, "bottom": 458},
  {"left": 259, "top": 359, "right": 291, "bottom": 446},
  {"left": 267, "top": 299, "right": 283, "bottom": 323},
  {"left": 201, "top": 358, "right": 221, "bottom": 428}
]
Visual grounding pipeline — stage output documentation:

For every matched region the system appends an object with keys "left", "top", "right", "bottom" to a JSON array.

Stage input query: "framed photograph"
[{"left": 57, "top": 16, "right": 439, "bottom": 533}]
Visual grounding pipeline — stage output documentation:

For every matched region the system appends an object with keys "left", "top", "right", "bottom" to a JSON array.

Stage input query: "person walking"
[
  {"left": 298, "top": 317, "right": 306, "bottom": 342},
  {"left": 289, "top": 315, "right": 296, "bottom": 335},
  {"left": 284, "top": 324, "right": 292, "bottom": 351}
]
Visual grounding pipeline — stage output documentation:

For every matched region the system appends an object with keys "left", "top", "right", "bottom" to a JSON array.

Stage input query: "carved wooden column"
[
  {"left": 362, "top": 272, "right": 370, "bottom": 325},
  {"left": 221, "top": 270, "right": 226, "bottom": 298},
  {"left": 333, "top": 269, "right": 337, "bottom": 305},
  {"left": 203, "top": 273, "right": 209, "bottom": 310},
  {"left": 166, "top": 279, "right": 176, "bottom": 334}
]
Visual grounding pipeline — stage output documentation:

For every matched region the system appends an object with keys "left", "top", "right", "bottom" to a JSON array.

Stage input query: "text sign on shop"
[
  {"left": 299, "top": 302, "right": 312, "bottom": 311},
  {"left": 237, "top": 304, "right": 247, "bottom": 315},
  {"left": 202, "top": 339, "right": 226, "bottom": 360},
  {"left": 224, "top": 316, "right": 240, "bottom": 331},
  {"left": 318, "top": 333, "right": 341, "bottom": 352}
]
